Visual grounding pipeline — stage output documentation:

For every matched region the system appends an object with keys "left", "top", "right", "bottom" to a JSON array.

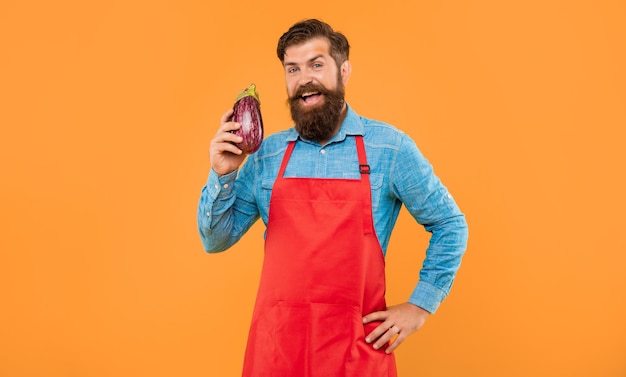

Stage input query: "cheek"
[
  {"left": 320, "top": 71, "right": 339, "bottom": 89},
  {"left": 285, "top": 79, "right": 298, "bottom": 97}
]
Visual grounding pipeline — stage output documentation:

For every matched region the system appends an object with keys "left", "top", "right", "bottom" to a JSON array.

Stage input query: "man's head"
[
  {"left": 277, "top": 19, "right": 350, "bottom": 68},
  {"left": 277, "top": 19, "right": 352, "bottom": 143}
]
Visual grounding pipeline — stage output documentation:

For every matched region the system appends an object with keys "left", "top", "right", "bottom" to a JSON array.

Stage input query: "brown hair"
[{"left": 277, "top": 19, "right": 350, "bottom": 68}]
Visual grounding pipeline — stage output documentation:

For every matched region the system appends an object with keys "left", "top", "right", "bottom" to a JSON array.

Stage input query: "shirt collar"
[{"left": 284, "top": 103, "right": 364, "bottom": 144}]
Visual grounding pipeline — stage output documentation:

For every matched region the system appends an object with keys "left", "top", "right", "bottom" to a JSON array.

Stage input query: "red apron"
[{"left": 242, "top": 136, "right": 397, "bottom": 377}]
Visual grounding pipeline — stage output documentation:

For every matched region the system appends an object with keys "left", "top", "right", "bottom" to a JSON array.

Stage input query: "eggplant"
[{"left": 230, "top": 83, "right": 264, "bottom": 154}]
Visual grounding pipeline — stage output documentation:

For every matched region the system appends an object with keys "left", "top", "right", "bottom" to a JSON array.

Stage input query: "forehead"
[{"left": 283, "top": 37, "right": 332, "bottom": 64}]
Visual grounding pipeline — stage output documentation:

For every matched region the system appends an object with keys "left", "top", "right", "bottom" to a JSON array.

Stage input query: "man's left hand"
[{"left": 362, "top": 302, "right": 430, "bottom": 354}]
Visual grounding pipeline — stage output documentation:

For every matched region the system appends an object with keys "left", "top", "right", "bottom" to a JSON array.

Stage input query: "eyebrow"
[{"left": 283, "top": 54, "right": 326, "bottom": 67}]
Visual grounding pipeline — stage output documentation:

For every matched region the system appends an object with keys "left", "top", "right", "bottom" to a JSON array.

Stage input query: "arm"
[
  {"left": 363, "top": 134, "right": 468, "bottom": 352},
  {"left": 197, "top": 109, "right": 261, "bottom": 252},
  {"left": 394, "top": 135, "right": 468, "bottom": 314}
]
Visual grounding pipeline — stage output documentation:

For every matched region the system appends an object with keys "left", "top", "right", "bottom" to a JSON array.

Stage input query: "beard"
[{"left": 288, "top": 78, "right": 345, "bottom": 142}]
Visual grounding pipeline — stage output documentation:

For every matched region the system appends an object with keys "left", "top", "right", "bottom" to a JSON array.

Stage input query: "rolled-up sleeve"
[
  {"left": 392, "top": 135, "right": 469, "bottom": 313},
  {"left": 197, "top": 158, "right": 260, "bottom": 253}
]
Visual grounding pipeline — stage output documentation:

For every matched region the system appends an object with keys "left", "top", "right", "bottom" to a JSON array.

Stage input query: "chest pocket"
[
  {"left": 261, "top": 178, "right": 275, "bottom": 191},
  {"left": 261, "top": 178, "right": 275, "bottom": 220},
  {"left": 368, "top": 173, "right": 385, "bottom": 210}
]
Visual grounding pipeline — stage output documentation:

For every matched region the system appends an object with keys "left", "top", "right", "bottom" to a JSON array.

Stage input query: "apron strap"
[
  {"left": 355, "top": 136, "right": 375, "bottom": 235},
  {"left": 278, "top": 141, "right": 296, "bottom": 179}
]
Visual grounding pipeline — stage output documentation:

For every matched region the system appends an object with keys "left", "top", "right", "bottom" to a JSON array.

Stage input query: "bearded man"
[{"left": 197, "top": 19, "right": 468, "bottom": 377}]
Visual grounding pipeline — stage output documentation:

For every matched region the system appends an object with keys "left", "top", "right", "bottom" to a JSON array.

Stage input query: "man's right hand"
[{"left": 209, "top": 109, "right": 248, "bottom": 176}]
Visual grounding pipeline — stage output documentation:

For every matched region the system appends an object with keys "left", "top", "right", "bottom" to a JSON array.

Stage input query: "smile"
[{"left": 301, "top": 92, "right": 322, "bottom": 105}]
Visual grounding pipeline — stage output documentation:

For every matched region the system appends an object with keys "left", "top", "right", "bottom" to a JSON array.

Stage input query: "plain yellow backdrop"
[{"left": 1, "top": 0, "right": 625, "bottom": 376}]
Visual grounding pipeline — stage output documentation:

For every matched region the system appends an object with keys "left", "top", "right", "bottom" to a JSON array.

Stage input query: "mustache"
[{"left": 291, "top": 83, "right": 330, "bottom": 99}]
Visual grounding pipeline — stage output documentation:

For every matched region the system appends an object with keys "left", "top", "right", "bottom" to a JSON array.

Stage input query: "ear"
[{"left": 340, "top": 60, "right": 352, "bottom": 85}]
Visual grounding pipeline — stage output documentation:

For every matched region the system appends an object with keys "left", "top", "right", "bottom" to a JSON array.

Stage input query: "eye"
[
  {"left": 312, "top": 62, "right": 323, "bottom": 69},
  {"left": 286, "top": 66, "right": 298, "bottom": 74}
]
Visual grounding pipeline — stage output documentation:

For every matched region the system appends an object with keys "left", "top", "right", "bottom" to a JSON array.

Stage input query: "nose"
[{"left": 297, "top": 68, "right": 314, "bottom": 87}]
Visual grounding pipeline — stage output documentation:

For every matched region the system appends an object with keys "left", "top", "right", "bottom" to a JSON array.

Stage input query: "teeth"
[{"left": 302, "top": 92, "right": 319, "bottom": 97}]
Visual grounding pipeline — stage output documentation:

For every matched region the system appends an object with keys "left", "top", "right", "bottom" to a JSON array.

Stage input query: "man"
[{"left": 198, "top": 19, "right": 468, "bottom": 377}]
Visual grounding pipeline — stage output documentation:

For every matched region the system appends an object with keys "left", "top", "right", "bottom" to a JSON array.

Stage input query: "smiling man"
[
  {"left": 283, "top": 37, "right": 348, "bottom": 144},
  {"left": 197, "top": 19, "right": 468, "bottom": 377}
]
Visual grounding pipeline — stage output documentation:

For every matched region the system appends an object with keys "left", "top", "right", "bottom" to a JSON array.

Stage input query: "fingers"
[
  {"left": 385, "top": 328, "right": 407, "bottom": 354},
  {"left": 362, "top": 303, "right": 429, "bottom": 354},
  {"left": 218, "top": 109, "right": 241, "bottom": 138},
  {"left": 213, "top": 110, "right": 243, "bottom": 151},
  {"left": 209, "top": 109, "right": 247, "bottom": 176},
  {"left": 220, "top": 108, "right": 234, "bottom": 125},
  {"left": 362, "top": 310, "right": 389, "bottom": 346},
  {"left": 364, "top": 321, "right": 402, "bottom": 354},
  {"left": 210, "top": 128, "right": 242, "bottom": 156},
  {"left": 212, "top": 127, "right": 242, "bottom": 150},
  {"left": 362, "top": 310, "right": 387, "bottom": 324}
]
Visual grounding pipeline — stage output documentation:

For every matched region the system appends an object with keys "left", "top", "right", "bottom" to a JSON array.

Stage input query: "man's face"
[{"left": 283, "top": 37, "right": 351, "bottom": 142}]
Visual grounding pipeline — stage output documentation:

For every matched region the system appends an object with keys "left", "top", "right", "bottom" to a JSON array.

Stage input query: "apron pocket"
[{"left": 272, "top": 301, "right": 359, "bottom": 375}]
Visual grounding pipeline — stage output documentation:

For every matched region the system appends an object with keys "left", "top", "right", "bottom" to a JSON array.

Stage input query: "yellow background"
[{"left": 1, "top": 0, "right": 625, "bottom": 376}]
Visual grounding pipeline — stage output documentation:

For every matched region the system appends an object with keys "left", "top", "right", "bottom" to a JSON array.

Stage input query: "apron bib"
[{"left": 242, "top": 136, "right": 397, "bottom": 377}]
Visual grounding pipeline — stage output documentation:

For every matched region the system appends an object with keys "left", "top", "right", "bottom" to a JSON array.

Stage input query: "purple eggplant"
[{"left": 230, "top": 83, "right": 264, "bottom": 154}]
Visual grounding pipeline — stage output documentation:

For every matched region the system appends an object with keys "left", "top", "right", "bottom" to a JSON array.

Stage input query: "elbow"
[
  {"left": 452, "top": 214, "right": 469, "bottom": 246},
  {"left": 430, "top": 212, "right": 467, "bottom": 231},
  {"left": 199, "top": 231, "right": 234, "bottom": 254},
  {"left": 456, "top": 213, "right": 469, "bottom": 239},
  {"left": 202, "top": 243, "right": 229, "bottom": 254},
  {"left": 198, "top": 228, "right": 229, "bottom": 254},
  {"left": 426, "top": 213, "right": 469, "bottom": 246}
]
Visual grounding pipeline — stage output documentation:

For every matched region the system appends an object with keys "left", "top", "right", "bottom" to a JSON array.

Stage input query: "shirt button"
[
  {"left": 214, "top": 184, "right": 219, "bottom": 190},
  {"left": 223, "top": 183, "right": 229, "bottom": 189},
  {"left": 206, "top": 211, "right": 211, "bottom": 216},
  {"left": 320, "top": 149, "right": 326, "bottom": 154}
]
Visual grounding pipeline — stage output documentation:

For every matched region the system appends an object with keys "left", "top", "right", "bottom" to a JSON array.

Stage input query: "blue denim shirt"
[{"left": 197, "top": 104, "right": 468, "bottom": 313}]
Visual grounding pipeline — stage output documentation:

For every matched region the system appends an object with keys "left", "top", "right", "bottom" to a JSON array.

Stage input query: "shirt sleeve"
[
  {"left": 391, "top": 134, "right": 469, "bottom": 314},
  {"left": 196, "top": 157, "right": 261, "bottom": 253}
]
